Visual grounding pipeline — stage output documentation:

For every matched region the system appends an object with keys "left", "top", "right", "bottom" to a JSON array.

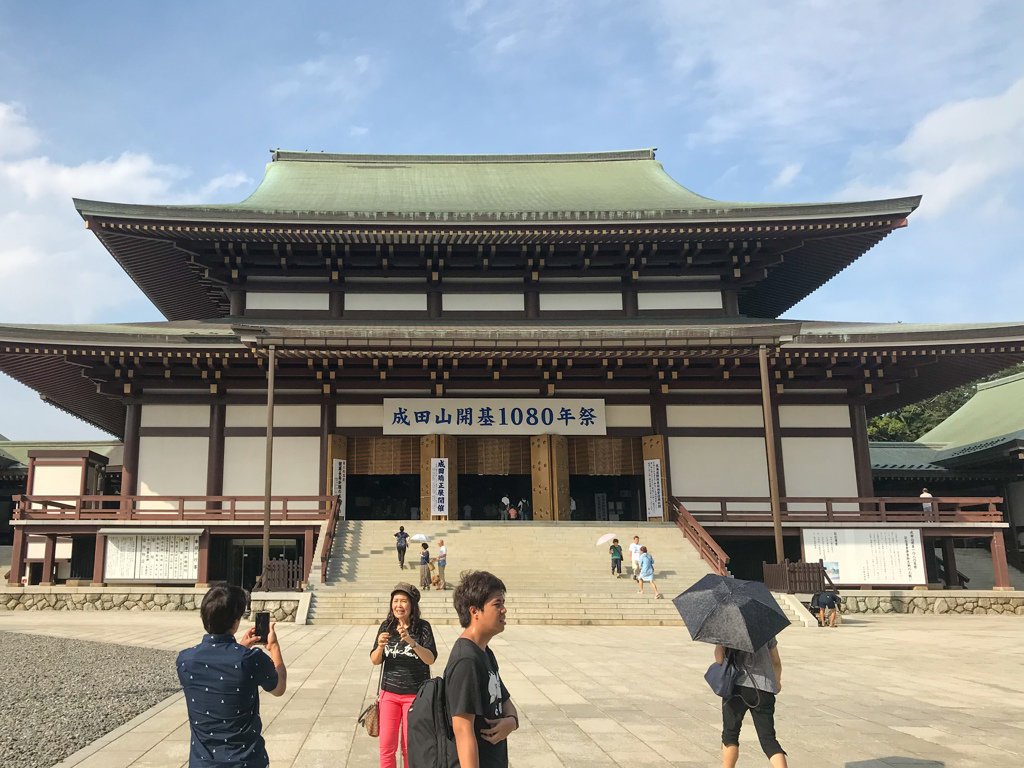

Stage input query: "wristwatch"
[{"left": 509, "top": 714, "right": 519, "bottom": 730}]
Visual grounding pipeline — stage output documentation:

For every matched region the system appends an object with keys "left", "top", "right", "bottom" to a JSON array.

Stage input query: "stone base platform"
[
  {"left": 840, "top": 589, "right": 1024, "bottom": 615},
  {"left": 0, "top": 586, "right": 303, "bottom": 622}
]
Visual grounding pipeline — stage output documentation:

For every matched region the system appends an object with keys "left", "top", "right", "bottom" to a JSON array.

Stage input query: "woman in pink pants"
[{"left": 370, "top": 582, "right": 437, "bottom": 768}]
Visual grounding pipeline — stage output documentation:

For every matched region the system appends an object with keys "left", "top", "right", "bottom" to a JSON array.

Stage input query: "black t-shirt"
[
  {"left": 372, "top": 619, "right": 437, "bottom": 695},
  {"left": 444, "top": 637, "right": 511, "bottom": 768},
  {"left": 395, "top": 531, "right": 410, "bottom": 548}
]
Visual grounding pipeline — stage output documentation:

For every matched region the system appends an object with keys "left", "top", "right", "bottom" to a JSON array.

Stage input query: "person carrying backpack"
[{"left": 448, "top": 570, "right": 519, "bottom": 767}]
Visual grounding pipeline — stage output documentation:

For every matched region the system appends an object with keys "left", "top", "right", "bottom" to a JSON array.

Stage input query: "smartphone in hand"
[{"left": 254, "top": 611, "right": 270, "bottom": 644}]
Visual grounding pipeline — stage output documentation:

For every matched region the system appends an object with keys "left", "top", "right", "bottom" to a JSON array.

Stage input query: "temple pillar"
[
  {"left": 91, "top": 534, "right": 107, "bottom": 586},
  {"left": 7, "top": 527, "right": 26, "bottom": 586},
  {"left": 196, "top": 529, "right": 210, "bottom": 588},
  {"left": 940, "top": 538, "right": 958, "bottom": 588},
  {"left": 41, "top": 534, "right": 57, "bottom": 586},
  {"left": 121, "top": 403, "right": 142, "bottom": 498},
  {"left": 303, "top": 528, "right": 315, "bottom": 585},
  {"left": 992, "top": 532, "right": 1013, "bottom": 590}
]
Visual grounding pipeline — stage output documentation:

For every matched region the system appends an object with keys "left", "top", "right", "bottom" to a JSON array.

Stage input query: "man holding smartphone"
[{"left": 177, "top": 585, "right": 287, "bottom": 767}]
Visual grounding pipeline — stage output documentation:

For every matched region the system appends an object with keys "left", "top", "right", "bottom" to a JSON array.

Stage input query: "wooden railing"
[
  {"left": 670, "top": 497, "right": 730, "bottom": 576},
  {"left": 320, "top": 495, "right": 343, "bottom": 584},
  {"left": 763, "top": 559, "right": 836, "bottom": 594},
  {"left": 680, "top": 496, "right": 1004, "bottom": 525},
  {"left": 257, "top": 558, "right": 305, "bottom": 592},
  {"left": 14, "top": 495, "right": 336, "bottom": 522}
]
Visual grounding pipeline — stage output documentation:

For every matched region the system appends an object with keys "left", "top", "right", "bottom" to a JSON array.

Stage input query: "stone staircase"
[{"left": 306, "top": 520, "right": 713, "bottom": 625}]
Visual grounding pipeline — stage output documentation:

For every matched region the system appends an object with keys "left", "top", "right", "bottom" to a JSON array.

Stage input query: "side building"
[{"left": 2, "top": 149, "right": 1021, "bottom": 590}]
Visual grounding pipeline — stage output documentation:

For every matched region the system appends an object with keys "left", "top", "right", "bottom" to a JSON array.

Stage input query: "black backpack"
[{"left": 407, "top": 676, "right": 459, "bottom": 768}]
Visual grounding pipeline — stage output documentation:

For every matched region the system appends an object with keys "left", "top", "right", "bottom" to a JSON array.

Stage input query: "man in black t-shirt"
[{"left": 445, "top": 570, "right": 518, "bottom": 768}]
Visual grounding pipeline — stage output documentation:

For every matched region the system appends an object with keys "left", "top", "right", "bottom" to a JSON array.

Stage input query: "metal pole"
[
  {"left": 758, "top": 345, "right": 784, "bottom": 563},
  {"left": 261, "top": 345, "right": 276, "bottom": 590}
]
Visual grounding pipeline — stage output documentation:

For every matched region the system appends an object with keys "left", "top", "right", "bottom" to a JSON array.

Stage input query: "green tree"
[{"left": 868, "top": 362, "right": 1024, "bottom": 442}]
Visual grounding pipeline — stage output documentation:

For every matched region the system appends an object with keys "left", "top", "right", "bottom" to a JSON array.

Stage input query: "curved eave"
[{"left": 73, "top": 195, "right": 920, "bottom": 226}]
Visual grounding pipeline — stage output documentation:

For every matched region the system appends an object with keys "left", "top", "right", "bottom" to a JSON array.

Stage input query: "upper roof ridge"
[
  {"left": 269, "top": 149, "right": 658, "bottom": 164},
  {"left": 977, "top": 370, "right": 1024, "bottom": 391}
]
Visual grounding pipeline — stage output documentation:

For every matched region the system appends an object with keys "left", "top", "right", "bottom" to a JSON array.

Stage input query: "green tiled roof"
[
  {"left": 73, "top": 149, "right": 920, "bottom": 224},
  {"left": 870, "top": 442, "right": 944, "bottom": 472},
  {"left": 917, "top": 372, "right": 1024, "bottom": 449}
]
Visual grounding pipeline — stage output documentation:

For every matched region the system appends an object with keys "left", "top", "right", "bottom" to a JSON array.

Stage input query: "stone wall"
[
  {"left": 843, "top": 590, "right": 1024, "bottom": 615},
  {"left": 0, "top": 587, "right": 299, "bottom": 623}
]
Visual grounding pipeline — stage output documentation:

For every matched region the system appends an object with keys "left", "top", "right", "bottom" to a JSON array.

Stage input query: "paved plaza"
[{"left": 2, "top": 611, "right": 1021, "bottom": 768}]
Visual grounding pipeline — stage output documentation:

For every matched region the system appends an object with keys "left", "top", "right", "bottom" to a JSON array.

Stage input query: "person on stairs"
[
  {"left": 394, "top": 526, "right": 410, "bottom": 569},
  {"left": 436, "top": 539, "right": 447, "bottom": 590},
  {"left": 637, "top": 546, "right": 662, "bottom": 598},
  {"left": 419, "top": 542, "right": 432, "bottom": 590},
  {"left": 609, "top": 538, "right": 623, "bottom": 578},
  {"left": 371, "top": 583, "right": 437, "bottom": 768}
]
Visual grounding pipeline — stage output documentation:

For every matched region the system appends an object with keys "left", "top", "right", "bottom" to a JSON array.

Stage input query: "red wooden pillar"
[
  {"left": 940, "top": 538, "right": 958, "bottom": 588},
  {"left": 91, "top": 534, "right": 106, "bottom": 586},
  {"left": 7, "top": 527, "right": 26, "bottom": 586},
  {"left": 303, "top": 528, "right": 315, "bottom": 584},
  {"left": 992, "top": 532, "right": 1012, "bottom": 590},
  {"left": 196, "top": 529, "right": 210, "bottom": 587},
  {"left": 41, "top": 534, "right": 57, "bottom": 585}
]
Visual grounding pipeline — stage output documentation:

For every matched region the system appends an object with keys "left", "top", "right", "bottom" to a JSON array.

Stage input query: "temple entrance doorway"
[
  {"left": 568, "top": 437, "right": 646, "bottom": 521},
  {"left": 457, "top": 437, "right": 532, "bottom": 520},
  {"left": 345, "top": 437, "right": 421, "bottom": 520}
]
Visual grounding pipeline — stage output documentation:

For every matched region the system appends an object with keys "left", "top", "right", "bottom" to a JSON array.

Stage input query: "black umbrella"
[{"left": 672, "top": 573, "right": 790, "bottom": 653}]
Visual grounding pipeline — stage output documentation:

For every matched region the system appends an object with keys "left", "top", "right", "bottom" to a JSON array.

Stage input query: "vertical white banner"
[
  {"left": 644, "top": 459, "right": 664, "bottom": 519},
  {"left": 595, "top": 493, "right": 609, "bottom": 521},
  {"left": 430, "top": 457, "right": 449, "bottom": 518},
  {"left": 332, "top": 459, "right": 347, "bottom": 519}
]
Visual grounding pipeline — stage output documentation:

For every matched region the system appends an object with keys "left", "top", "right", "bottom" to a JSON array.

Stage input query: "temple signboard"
[
  {"left": 384, "top": 398, "right": 606, "bottom": 436},
  {"left": 802, "top": 528, "right": 926, "bottom": 586}
]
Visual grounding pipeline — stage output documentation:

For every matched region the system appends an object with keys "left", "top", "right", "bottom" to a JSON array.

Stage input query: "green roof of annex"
[{"left": 74, "top": 148, "right": 920, "bottom": 224}]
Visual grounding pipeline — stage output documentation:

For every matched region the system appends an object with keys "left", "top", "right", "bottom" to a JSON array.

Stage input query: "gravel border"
[{"left": 0, "top": 632, "right": 181, "bottom": 768}]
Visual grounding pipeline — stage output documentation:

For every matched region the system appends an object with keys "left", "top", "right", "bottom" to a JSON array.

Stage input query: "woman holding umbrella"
[
  {"left": 672, "top": 574, "right": 791, "bottom": 768},
  {"left": 715, "top": 639, "right": 787, "bottom": 767}
]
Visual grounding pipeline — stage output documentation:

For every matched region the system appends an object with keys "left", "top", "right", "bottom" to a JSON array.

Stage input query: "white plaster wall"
[
  {"left": 30, "top": 465, "right": 83, "bottom": 496},
  {"left": 638, "top": 291, "right": 723, "bottom": 310},
  {"left": 137, "top": 436, "right": 209, "bottom": 509},
  {"left": 778, "top": 405, "right": 851, "bottom": 429},
  {"left": 337, "top": 404, "right": 385, "bottom": 428},
  {"left": 605, "top": 405, "right": 652, "bottom": 428},
  {"left": 226, "top": 405, "right": 320, "bottom": 428},
  {"left": 141, "top": 404, "right": 210, "bottom": 428},
  {"left": 223, "top": 436, "right": 320, "bottom": 509},
  {"left": 246, "top": 292, "right": 330, "bottom": 311},
  {"left": 666, "top": 405, "right": 763, "bottom": 428},
  {"left": 781, "top": 437, "right": 859, "bottom": 511},
  {"left": 539, "top": 293, "right": 623, "bottom": 311},
  {"left": 345, "top": 293, "right": 428, "bottom": 311},
  {"left": 26, "top": 536, "right": 73, "bottom": 560},
  {"left": 668, "top": 437, "right": 770, "bottom": 511},
  {"left": 443, "top": 294, "right": 525, "bottom": 312}
]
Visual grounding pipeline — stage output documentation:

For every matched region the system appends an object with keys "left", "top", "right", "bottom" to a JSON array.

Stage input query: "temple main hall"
[{"left": 2, "top": 148, "right": 1021, "bottom": 591}]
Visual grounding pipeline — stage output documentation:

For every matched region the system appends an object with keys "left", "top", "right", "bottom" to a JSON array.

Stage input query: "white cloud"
[
  {"left": 272, "top": 53, "right": 380, "bottom": 104},
  {"left": 349, "top": 125, "right": 369, "bottom": 138},
  {"left": 771, "top": 163, "right": 802, "bottom": 189},
  {"left": 839, "top": 77, "right": 1024, "bottom": 218},
  {"left": 0, "top": 104, "right": 252, "bottom": 325},
  {"left": 0, "top": 102, "right": 39, "bottom": 157},
  {"left": 448, "top": 0, "right": 578, "bottom": 56}
]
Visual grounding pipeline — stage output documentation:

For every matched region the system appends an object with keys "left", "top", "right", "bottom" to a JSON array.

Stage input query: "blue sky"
[{"left": 1, "top": 0, "right": 1023, "bottom": 440}]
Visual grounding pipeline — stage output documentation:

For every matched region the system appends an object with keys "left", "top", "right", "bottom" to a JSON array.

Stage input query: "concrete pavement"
[{"left": 1, "top": 611, "right": 1020, "bottom": 768}]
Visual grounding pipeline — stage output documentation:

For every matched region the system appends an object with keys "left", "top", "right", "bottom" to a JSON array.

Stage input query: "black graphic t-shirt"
[
  {"left": 444, "top": 637, "right": 511, "bottom": 768},
  {"left": 372, "top": 619, "right": 437, "bottom": 695}
]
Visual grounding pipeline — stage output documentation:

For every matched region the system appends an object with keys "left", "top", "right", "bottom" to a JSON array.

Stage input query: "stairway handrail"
[
  {"left": 319, "top": 495, "right": 342, "bottom": 584},
  {"left": 671, "top": 497, "right": 730, "bottom": 577}
]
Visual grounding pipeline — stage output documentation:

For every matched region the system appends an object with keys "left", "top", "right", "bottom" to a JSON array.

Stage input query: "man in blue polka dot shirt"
[{"left": 177, "top": 585, "right": 287, "bottom": 766}]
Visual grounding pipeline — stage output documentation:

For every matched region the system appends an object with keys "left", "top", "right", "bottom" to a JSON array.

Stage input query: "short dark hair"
[
  {"left": 200, "top": 585, "right": 247, "bottom": 634},
  {"left": 400, "top": 526, "right": 405, "bottom": 532},
  {"left": 612, "top": 538, "right": 619, "bottom": 543},
  {"left": 453, "top": 570, "right": 506, "bottom": 628},
  {"left": 421, "top": 542, "right": 429, "bottom": 550}
]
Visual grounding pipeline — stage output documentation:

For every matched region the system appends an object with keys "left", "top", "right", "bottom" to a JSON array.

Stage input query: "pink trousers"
[{"left": 378, "top": 690, "right": 417, "bottom": 768}]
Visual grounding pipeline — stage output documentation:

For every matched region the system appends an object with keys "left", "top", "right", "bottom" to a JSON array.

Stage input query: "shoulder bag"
[
  {"left": 359, "top": 652, "right": 385, "bottom": 737},
  {"left": 704, "top": 649, "right": 740, "bottom": 698}
]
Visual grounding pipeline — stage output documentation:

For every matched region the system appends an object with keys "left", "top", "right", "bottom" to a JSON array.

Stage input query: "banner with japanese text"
[
  {"left": 802, "top": 528, "right": 926, "bottom": 586},
  {"left": 331, "top": 459, "right": 347, "bottom": 519},
  {"left": 430, "top": 457, "right": 449, "bottom": 518},
  {"left": 643, "top": 459, "right": 664, "bottom": 519},
  {"left": 383, "top": 398, "right": 606, "bottom": 435}
]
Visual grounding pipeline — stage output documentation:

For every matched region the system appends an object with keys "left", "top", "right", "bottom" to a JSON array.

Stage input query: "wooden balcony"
[
  {"left": 677, "top": 496, "right": 1004, "bottom": 527},
  {"left": 14, "top": 495, "right": 338, "bottom": 523}
]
